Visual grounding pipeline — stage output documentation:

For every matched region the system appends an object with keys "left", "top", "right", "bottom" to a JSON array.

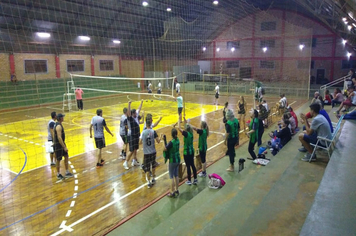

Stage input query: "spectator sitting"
[
  {"left": 275, "top": 94, "right": 287, "bottom": 115},
  {"left": 287, "top": 106, "right": 298, "bottom": 128},
  {"left": 284, "top": 112, "right": 296, "bottom": 135},
  {"left": 331, "top": 88, "right": 344, "bottom": 108},
  {"left": 269, "top": 119, "right": 292, "bottom": 155},
  {"left": 324, "top": 89, "right": 332, "bottom": 105},
  {"left": 298, "top": 103, "right": 332, "bottom": 161},
  {"left": 337, "top": 107, "right": 356, "bottom": 119},
  {"left": 311, "top": 91, "right": 320, "bottom": 104},
  {"left": 302, "top": 102, "right": 333, "bottom": 134},
  {"left": 335, "top": 87, "right": 356, "bottom": 114}
]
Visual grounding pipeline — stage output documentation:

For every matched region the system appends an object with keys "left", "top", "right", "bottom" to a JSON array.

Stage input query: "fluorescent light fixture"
[
  {"left": 167, "top": 8, "right": 171, "bottom": 12},
  {"left": 299, "top": 44, "right": 305, "bottom": 50},
  {"left": 342, "top": 17, "right": 347, "bottom": 21},
  {"left": 348, "top": 25, "right": 352, "bottom": 30},
  {"left": 262, "top": 47, "right": 268, "bottom": 52},
  {"left": 113, "top": 40, "right": 121, "bottom": 44},
  {"left": 344, "top": 21, "right": 348, "bottom": 25},
  {"left": 213, "top": 0, "right": 219, "bottom": 5},
  {"left": 231, "top": 47, "right": 235, "bottom": 52},
  {"left": 142, "top": 1, "right": 148, "bottom": 6},
  {"left": 202, "top": 47, "right": 206, "bottom": 51},
  {"left": 37, "top": 32, "right": 50, "bottom": 38},
  {"left": 79, "top": 36, "right": 90, "bottom": 41},
  {"left": 216, "top": 47, "right": 220, "bottom": 52},
  {"left": 342, "top": 39, "right": 347, "bottom": 45},
  {"left": 347, "top": 52, "right": 352, "bottom": 57}
]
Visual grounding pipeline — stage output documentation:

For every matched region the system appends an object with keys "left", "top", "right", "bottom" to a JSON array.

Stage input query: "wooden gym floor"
[{"left": 0, "top": 92, "right": 306, "bottom": 235}]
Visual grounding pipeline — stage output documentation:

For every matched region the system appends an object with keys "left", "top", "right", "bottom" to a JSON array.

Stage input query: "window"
[
  {"left": 297, "top": 60, "right": 309, "bottom": 69},
  {"left": 226, "top": 61, "right": 239, "bottom": 68},
  {"left": 260, "top": 60, "right": 275, "bottom": 69},
  {"left": 260, "top": 39, "right": 275, "bottom": 48},
  {"left": 299, "top": 38, "right": 317, "bottom": 48},
  {"left": 341, "top": 60, "right": 356, "bottom": 69},
  {"left": 99, "top": 60, "right": 114, "bottom": 71},
  {"left": 227, "top": 41, "right": 240, "bottom": 49},
  {"left": 24, "top": 60, "right": 48, "bottom": 73},
  {"left": 261, "top": 21, "right": 276, "bottom": 31},
  {"left": 67, "top": 60, "right": 84, "bottom": 72}
]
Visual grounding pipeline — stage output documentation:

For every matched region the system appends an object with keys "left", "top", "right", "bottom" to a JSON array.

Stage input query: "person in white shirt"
[
  {"left": 276, "top": 94, "right": 287, "bottom": 115},
  {"left": 214, "top": 83, "right": 219, "bottom": 105},
  {"left": 148, "top": 82, "right": 152, "bottom": 93},
  {"left": 176, "top": 82, "right": 181, "bottom": 94},
  {"left": 157, "top": 81, "right": 162, "bottom": 94},
  {"left": 175, "top": 93, "right": 183, "bottom": 128},
  {"left": 262, "top": 100, "right": 269, "bottom": 112}
]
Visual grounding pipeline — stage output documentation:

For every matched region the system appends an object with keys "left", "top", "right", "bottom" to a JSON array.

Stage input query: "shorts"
[
  {"left": 169, "top": 162, "right": 180, "bottom": 179},
  {"left": 199, "top": 151, "right": 206, "bottom": 163},
  {"left": 128, "top": 135, "right": 139, "bottom": 152},
  {"left": 238, "top": 110, "right": 245, "bottom": 115},
  {"left": 215, "top": 93, "right": 219, "bottom": 99},
  {"left": 54, "top": 145, "right": 68, "bottom": 161},
  {"left": 343, "top": 100, "right": 356, "bottom": 106},
  {"left": 303, "top": 133, "right": 318, "bottom": 145},
  {"left": 48, "top": 139, "right": 54, "bottom": 154},
  {"left": 120, "top": 135, "right": 128, "bottom": 144},
  {"left": 95, "top": 137, "right": 106, "bottom": 149},
  {"left": 143, "top": 153, "right": 157, "bottom": 172},
  {"left": 178, "top": 107, "right": 183, "bottom": 115}
]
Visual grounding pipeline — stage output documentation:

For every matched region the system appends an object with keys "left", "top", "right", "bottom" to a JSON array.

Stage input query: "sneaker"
[
  {"left": 147, "top": 182, "right": 152, "bottom": 189},
  {"left": 226, "top": 165, "right": 234, "bottom": 172},
  {"left": 51, "top": 162, "right": 56, "bottom": 166},
  {"left": 301, "top": 153, "right": 317, "bottom": 162},
  {"left": 298, "top": 147, "right": 307, "bottom": 152},
  {"left": 175, "top": 190, "right": 180, "bottom": 196},
  {"left": 123, "top": 161, "right": 129, "bottom": 170},
  {"left": 198, "top": 172, "right": 207, "bottom": 177},
  {"left": 57, "top": 174, "right": 64, "bottom": 180},
  {"left": 185, "top": 180, "right": 192, "bottom": 185},
  {"left": 101, "top": 159, "right": 105, "bottom": 164},
  {"left": 193, "top": 179, "right": 198, "bottom": 185},
  {"left": 151, "top": 178, "right": 156, "bottom": 185},
  {"left": 65, "top": 172, "right": 74, "bottom": 178},
  {"left": 96, "top": 163, "right": 104, "bottom": 168},
  {"left": 132, "top": 160, "right": 140, "bottom": 167}
]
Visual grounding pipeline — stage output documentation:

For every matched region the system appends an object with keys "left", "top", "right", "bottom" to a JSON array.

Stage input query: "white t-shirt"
[
  {"left": 215, "top": 85, "right": 219, "bottom": 94},
  {"left": 176, "top": 83, "right": 181, "bottom": 92},
  {"left": 263, "top": 103, "right": 269, "bottom": 112},
  {"left": 158, "top": 82, "right": 161, "bottom": 90},
  {"left": 351, "top": 91, "right": 356, "bottom": 105},
  {"left": 148, "top": 83, "right": 152, "bottom": 90}
]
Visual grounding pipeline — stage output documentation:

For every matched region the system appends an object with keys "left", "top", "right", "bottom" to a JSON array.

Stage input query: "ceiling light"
[
  {"left": 299, "top": 44, "right": 305, "bottom": 50},
  {"left": 79, "top": 36, "right": 90, "bottom": 41},
  {"left": 344, "top": 21, "right": 348, "bottom": 25},
  {"left": 262, "top": 47, "right": 267, "bottom": 52},
  {"left": 202, "top": 47, "right": 206, "bottom": 51},
  {"left": 37, "top": 32, "right": 50, "bottom": 38},
  {"left": 342, "top": 39, "right": 347, "bottom": 45},
  {"left": 231, "top": 47, "right": 235, "bottom": 52},
  {"left": 216, "top": 47, "right": 220, "bottom": 52},
  {"left": 342, "top": 17, "right": 347, "bottom": 21},
  {"left": 142, "top": 1, "right": 148, "bottom": 7},
  {"left": 348, "top": 25, "right": 352, "bottom": 31},
  {"left": 347, "top": 52, "right": 352, "bottom": 57},
  {"left": 113, "top": 40, "right": 121, "bottom": 44},
  {"left": 213, "top": 1, "right": 219, "bottom": 5},
  {"left": 167, "top": 8, "right": 171, "bottom": 12}
]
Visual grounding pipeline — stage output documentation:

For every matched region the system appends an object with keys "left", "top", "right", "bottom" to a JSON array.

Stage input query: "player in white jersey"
[
  {"left": 148, "top": 82, "right": 152, "bottom": 93},
  {"left": 90, "top": 109, "right": 113, "bottom": 168},
  {"left": 175, "top": 93, "right": 183, "bottom": 128},
  {"left": 157, "top": 81, "right": 162, "bottom": 94},
  {"left": 214, "top": 83, "right": 219, "bottom": 105},
  {"left": 48, "top": 111, "right": 57, "bottom": 166},
  {"left": 119, "top": 107, "right": 128, "bottom": 160},
  {"left": 176, "top": 82, "right": 181, "bottom": 94},
  {"left": 140, "top": 116, "right": 161, "bottom": 188}
]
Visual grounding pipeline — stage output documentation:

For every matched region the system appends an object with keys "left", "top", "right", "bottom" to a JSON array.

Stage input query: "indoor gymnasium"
[{"left": 1, "top": 0, "right": 356, "bottom": 235}]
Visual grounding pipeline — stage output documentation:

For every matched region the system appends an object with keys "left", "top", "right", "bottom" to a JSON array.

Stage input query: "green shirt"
[
  {"left": 168, "top": 138, "right": 180, "bottom": 163},
  {"left": 183, "top": 131, "right": 194, "bottom": 155},
  {"left": 249, "top": 118, "right": 259, "bottom": 143},
  {"left": 198, "top": 129, "right": 207, "bottom": 152},
  {"left": 227, "top": 118, "right": 239, "bottom": 139}
]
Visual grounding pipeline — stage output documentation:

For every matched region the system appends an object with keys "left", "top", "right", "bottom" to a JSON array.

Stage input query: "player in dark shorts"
[
  {"left": 48, "top": 111, "right": 57, "bottom": 166},
  {"left": 90, "top": 109, "right": 114, "bottom": 168},
  {"left": 191, "top": 121, "right": 209, "bottom": 177},
  {"left": 53, "top": 113, "right": 73, "bottom": 180},
  {"left": 120, "top": 108, "right": 129, "bottom": 160}
]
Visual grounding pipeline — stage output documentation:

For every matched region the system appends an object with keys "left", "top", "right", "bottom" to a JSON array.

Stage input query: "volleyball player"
[
  {"left": 176, "top": 81, "right": 181, "bottom": 93},
  {"left": 53, "top": 114, "right": 73, "bottom": 180},
  {"left": 124, "top": 100, "right": 143, "bottom": 169},
  {"left": 119, "top": 108, "right": 128, "bottom": 160},
  {"left": 191, "top": 120, "right": 209, "bottom": 177},
  {"left": 90, "top": 109, "right": 114, "bottom": 168},
  {"left": 214, "top": 83, "right": 219, "bottom": 105},
  {"left": 157, "top": 80, "right": 162, "bottom": 94},
  {"left": 148, "top": 82, "right": 152, "bottom": 93},
  {"left": 140, "top": 115, "right": 161, "bottom": 188},
  {"left": 48, "top": 111, "right": 57, "bottom": 166},
  {"left": 175, "top": 93, "right": 183, "bottom": 128},
  {"left": 225, "top": 109, "right": 240, "bottom": 172}
]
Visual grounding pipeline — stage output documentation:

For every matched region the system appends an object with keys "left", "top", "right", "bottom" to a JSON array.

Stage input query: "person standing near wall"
[
  {"left": 48, "top": 111, "right": 57, "bottom": 166},
  {"left": 246, "top": 109, "right": 259, "bottom": 161},
  {"left": 75, "top": 86, "right": 84, "bottom": 110}
]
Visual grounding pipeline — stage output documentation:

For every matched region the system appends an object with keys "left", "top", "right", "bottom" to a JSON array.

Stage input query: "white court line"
[
  {"left": 75, "top": 180, "right": 78, "bottom": 184},
  {"left": 74, "top": 186, "right": 78, "bottom": 191},
  {"left": 68, "top": 161, "right": 72, "bottom": 164},
  {"left": 73, "top": 193, "right": 78, "bottom": 199},
  {"left": 51, "top": 139, "right": 226, "bottom": 235},
  {"left": 70, "top": 165, "right": 74, "bottom": 169},
  {"left": 65, "top": 210, "right": 72, "bottom": 217},
  {"left": 72, "top": 169, "right": 77, "bottom": 173},
  {"left": 74, "top": 174, "right": 78, "bottom": 178},
  {"left": 70, "top": 201, "right": 76, "bottom": 208}
]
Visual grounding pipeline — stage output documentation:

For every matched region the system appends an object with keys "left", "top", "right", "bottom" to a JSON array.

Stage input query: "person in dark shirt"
[
  {"left": 225, "top": 109, "right": 240, "bottom": 172},
  {"left": 270, "top": 119, "right": 292, "bottom": 148},
  {"left": 164, "top": 128, "right": 180, "bottom": 197}
]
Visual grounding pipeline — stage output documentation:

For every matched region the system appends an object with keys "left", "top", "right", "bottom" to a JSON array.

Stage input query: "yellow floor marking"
[{"left": 0, "top": 100, "right": 222, "bottom": 173}]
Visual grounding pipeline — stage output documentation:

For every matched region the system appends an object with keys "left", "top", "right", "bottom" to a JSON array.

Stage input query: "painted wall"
[
  {"left": 14, "top": 53, "right": 56, "bottom": 80},
  {"left": 0, "top": 54, "right": 10, "bottom": 81}
]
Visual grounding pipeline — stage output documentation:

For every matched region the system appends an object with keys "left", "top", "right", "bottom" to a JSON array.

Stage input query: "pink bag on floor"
[{"left": 208, "top": 173, "right": 226, "bottom": 189}]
